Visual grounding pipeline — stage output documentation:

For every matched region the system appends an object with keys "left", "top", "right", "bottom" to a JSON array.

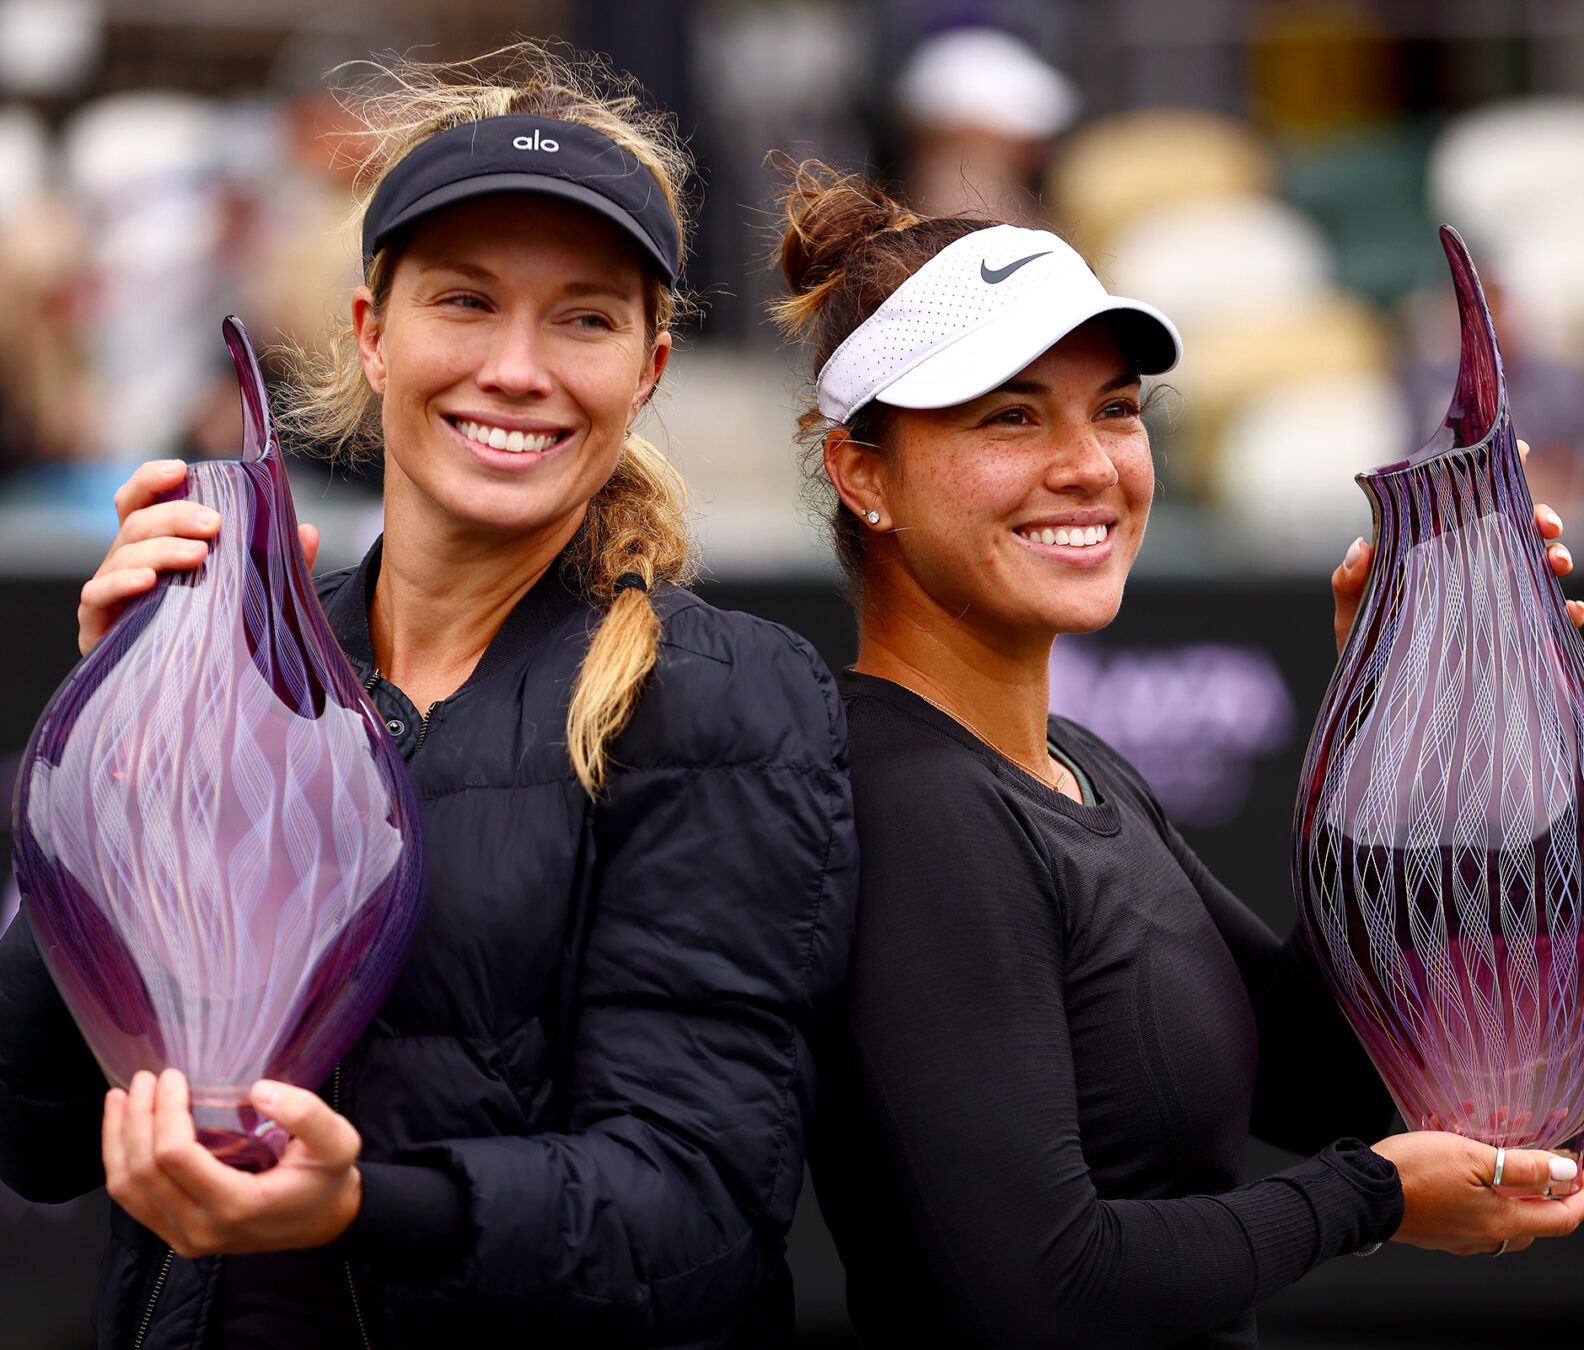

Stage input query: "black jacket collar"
[{"left": 320, "top": 536, "right": 589, "bottom": 685}]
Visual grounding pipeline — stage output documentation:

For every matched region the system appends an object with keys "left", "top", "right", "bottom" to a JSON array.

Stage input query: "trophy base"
[{"left": 190, "top": 1094, "right": 289, "bottom": 1172}]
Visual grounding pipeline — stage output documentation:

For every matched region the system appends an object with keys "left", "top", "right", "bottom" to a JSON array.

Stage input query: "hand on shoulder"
[{"left": 78, "top": 460, "right": 319, "bottom": 656}]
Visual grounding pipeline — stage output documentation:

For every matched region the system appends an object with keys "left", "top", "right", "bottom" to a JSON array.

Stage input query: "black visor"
[{"left": 361, "top": 115, "right": 681, "bottom": 282}]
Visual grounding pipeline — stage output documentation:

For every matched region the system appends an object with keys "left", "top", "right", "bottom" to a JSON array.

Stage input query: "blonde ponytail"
[{"left": 564, "top": 431, "right": 696, "bottom": 794}]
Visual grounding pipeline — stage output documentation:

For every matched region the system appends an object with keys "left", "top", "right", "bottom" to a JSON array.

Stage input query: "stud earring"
[{"left": 866, "top": 510, "right": 880, "bottom": 525}]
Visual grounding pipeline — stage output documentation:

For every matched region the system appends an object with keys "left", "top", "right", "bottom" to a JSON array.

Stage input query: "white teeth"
[
  {"left": 1019, "top": 523, "right": 1113, "bottom": 548},
  {"left": 455, "top": 419, "right": 558, "bottom": 453}
]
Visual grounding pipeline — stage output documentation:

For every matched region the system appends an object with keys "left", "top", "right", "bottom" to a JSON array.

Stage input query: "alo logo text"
[{"left": 513, "top": 130, "right": 560, "bottom": 152}]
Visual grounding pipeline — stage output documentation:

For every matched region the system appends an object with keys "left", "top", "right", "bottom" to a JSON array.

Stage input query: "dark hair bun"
[
  {"left": 778, "top": 160, "right": 915, "bottom": 299},
  {"left": 769, "top": 156, "right": 996, "bottom": 367}
]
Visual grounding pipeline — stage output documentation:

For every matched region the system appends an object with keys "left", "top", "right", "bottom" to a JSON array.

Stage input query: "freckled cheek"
[{"left": 1120, "top": 439, "right": 1154, "bottom": 496}]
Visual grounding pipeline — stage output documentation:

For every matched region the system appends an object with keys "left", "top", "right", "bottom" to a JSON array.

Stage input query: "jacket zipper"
[
  {"left": 333, "top": 1064, "right": 374, "bottom": 1350},
  {"left": 130, "top": 1247, "right": 174, "bottom": 1350},
  {"left": 363, "top": 668, "right": 435, "bottom": 757},
  {"left": 413, "top": 702, "right": 437, "bottom": 753}
]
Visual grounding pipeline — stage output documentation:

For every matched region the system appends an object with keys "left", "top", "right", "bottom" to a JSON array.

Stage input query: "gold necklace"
[{"left": 903, "top": 684, "right": 1070, "bottom": 795}]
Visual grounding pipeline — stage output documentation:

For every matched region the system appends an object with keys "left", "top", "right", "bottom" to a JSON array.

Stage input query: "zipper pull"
[{"left": 413, "top": 702, "right": 439, "bottom": 753}]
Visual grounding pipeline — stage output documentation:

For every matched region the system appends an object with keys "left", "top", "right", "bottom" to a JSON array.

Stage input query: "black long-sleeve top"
[{"left": 813, "top": 672, "right": 1403, "bottom": 1350}]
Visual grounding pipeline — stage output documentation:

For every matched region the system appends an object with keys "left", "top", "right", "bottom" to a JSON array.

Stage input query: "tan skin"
[
  {"left": 81, "top": 194, "right": 671, "bottom": 1257},
  {"left": 826, "top": 316, "right": 1584, "bottom": 1255}
]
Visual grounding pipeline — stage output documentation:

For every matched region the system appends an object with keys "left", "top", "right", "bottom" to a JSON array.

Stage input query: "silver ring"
[
  {"left": 1492, "top": 1145, "right": 1506, "bottom": 1187},
  {"left": 1491, "top": 1238, "right": 1510, "bottom": 1257}
]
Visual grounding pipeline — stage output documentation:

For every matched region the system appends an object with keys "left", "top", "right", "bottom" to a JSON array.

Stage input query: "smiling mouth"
[
  {"left": 1016, "top": 523, "right": 1110, "bottom": 548},
  {"left": 448, "top": 417, "right": 567, "bottom": 454}
]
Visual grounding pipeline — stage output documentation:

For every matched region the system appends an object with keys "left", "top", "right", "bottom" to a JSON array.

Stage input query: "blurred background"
[{"left": 4, "top": 0, "right": 1584, "bottom": 1345}]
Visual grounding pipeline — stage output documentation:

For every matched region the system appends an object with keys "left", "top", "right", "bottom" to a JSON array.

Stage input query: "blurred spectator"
[
  {"left": 62, "top": 91, "right": 229, "bottom": 466},
  {"left": 0, "top": 0, "right": 100, "bottom": 101},
  {"left": 0, "top": 106, "right": 89, "bottom": 476},
  {"left": 240, "top": 20, "right": 379, "bottom": 376},
  {"left": 894, "top": 26, "right": 1077, "bottom": 221},
  {"left": 1428, "top": 98, "right": 1584, "bottom": 359},
  {"left": 0, "top": 18, "right": 390, "bottom": 505}
]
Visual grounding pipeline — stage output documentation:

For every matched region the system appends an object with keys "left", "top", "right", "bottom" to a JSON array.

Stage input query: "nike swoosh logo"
[{"left": 980, "top": 251, "right": 1051, "bottom": 284}]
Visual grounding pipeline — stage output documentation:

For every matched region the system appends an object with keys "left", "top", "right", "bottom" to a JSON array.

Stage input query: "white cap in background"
[{"left": 896, "top": 27, "right": 1079, "bottom": 142}]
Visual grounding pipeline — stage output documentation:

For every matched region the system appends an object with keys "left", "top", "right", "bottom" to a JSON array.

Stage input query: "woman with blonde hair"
[
  {"left": 773, "top": 162, "right": 1584, "bottom": 1349},
  {"left": 0, "top": 46, "right": 857, "bottom": 1349}
]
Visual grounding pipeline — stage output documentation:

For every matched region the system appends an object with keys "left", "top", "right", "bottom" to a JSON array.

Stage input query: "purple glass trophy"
[
  {"left": 1294, "top": 228, "right": 1584, "bottom": 1151},
  {"left": 11, "top": 318, "right": 425, "bottom": 1170}
]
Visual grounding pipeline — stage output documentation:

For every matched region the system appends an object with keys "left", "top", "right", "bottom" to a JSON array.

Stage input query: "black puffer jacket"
[{"left": 0, "top": 542, "right": 859, "bottom": 1348}]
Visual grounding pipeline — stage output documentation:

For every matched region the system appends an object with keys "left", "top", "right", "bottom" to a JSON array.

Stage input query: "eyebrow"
[
  {"left": 417, "top": 263, "right": 637, "bottom": 303},
  {"left": 993, "top": 370, "right": 1142, "bottom": 397},
  {"left": 418, "top": 261, "right": 497, "bottom": 283},
  {"left": 560, "top": 279, "right": 641, "bottom": 303}
]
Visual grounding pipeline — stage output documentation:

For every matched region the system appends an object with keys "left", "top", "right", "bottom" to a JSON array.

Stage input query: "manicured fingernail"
[
  {"left": 251, "top": 1081, "right": 279, "bottom": 1109},
  {"left": 1344, "top": 537, "right": 1365, "bottom": 568},
  {"left": 1550, "top": 1157, "right": 1577, "bottom": 1181},
  {"left": 195, "top": 509, "right": 219, "bottom": 528}
]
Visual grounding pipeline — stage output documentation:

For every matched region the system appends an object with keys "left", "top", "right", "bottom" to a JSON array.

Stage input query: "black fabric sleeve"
[
  {"left": 1160, "top": 826, "right": 1398, "bottom": 1154},
  {"left": 846, "top": 741, "right": 1400, "bottom": 1350},
  {"left": 341, "top": 1161, "right": 470, "bottom": 1264},
  {"left": 0, "top": 910, "right": 108, "bottom": 1202},
  {"left": 361, "top": 620, "right": 859, "bottom": 1336}
]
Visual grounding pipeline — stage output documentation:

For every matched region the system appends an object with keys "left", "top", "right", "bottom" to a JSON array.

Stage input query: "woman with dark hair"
[
  {"left": 0, "top": 47, "right": 857, "bottom": 1350},
  {"left": 772, "top": 163, "right": 1584, "bottom": 1350}
]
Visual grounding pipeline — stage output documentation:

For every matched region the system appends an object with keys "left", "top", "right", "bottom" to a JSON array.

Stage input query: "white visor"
[{"left": 815, "top": 223, "right": 1181, "bottom": 424}]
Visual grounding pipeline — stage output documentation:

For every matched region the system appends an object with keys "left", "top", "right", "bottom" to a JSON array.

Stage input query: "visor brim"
[{"left": 875, "top": 297, "right": 1181, "bottom": 412}]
